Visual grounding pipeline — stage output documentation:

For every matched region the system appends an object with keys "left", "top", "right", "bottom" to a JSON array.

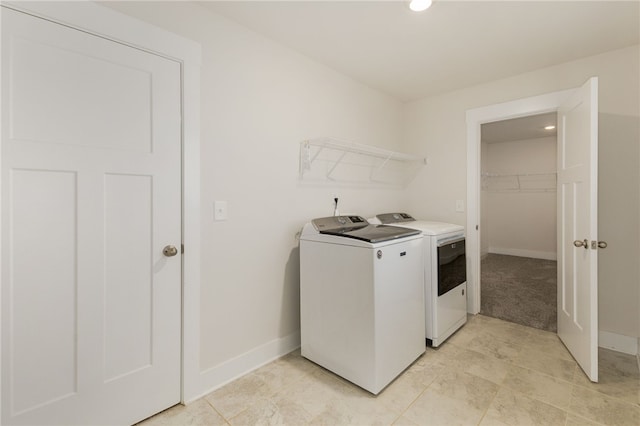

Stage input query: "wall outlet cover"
[{"left": 214, "top": 201, "right": 228, "bottom": 221}]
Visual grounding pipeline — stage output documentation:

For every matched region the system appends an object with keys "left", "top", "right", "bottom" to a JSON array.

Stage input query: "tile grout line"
[
  {"left": 568, "top": 368, "right": 640, "bottom": 408},
  {"left": 204, "top": 396, "right": 235, "bottom": 425},
  {"left": 475, "top": 355, "right": 511, "bottom": 425},
  {"left": 475, "top": 383, "right": 501, "bottom": 425},
  {"left": 394, "top": 385, "right": 428, "bottom": 424},
  {"left": 390, "top": 363, "right": 443, "bottom": 426}
]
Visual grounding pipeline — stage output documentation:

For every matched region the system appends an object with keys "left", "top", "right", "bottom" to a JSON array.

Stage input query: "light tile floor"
[{"left": 140, "top": 315, "right": 640, "bottom": 425}]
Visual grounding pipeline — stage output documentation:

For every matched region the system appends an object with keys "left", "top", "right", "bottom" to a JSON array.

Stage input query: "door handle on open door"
[
  {"left": 163, "top": 245, "right": 178, "bottom": 257},
  {"left": 573, "top": 239, "right": 588, "bottom": 249},
  {"left": 592, "top": 241, "right": 608, "bottom": 249}
]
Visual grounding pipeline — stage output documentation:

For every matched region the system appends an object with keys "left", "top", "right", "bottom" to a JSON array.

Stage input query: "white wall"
[
  {"left": 599, "top": 108, "right": 640, "bottom": 340},
  {"left": 403, "top": 45, "right": 640, "bottom": 341},
  {"left": 103, "top": 1, "right": 414, "bottom": 394},
  {"left": 481, "top": 137, "right": 557, "bottom": 260}
]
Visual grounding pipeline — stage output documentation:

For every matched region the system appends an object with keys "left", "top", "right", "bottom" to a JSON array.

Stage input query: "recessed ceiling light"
[
  {"left": 409, "top": 0, "right": 433, "bottom": 12},
  {"left": 544, "top": 125, "right": 556, "bottom": 130}
]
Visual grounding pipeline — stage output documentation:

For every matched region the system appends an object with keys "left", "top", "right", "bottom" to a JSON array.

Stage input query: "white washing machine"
[
  {"left": 370, "top": 213, "right": 467, "bottom": 347},
  {"left": 299, "top": 215, "right": 425, "bottom": 394}
]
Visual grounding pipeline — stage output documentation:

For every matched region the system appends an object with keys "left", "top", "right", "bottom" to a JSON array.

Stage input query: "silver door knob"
[
  {"left": 163, "top": 245, "right": 178, "bottom": 257},
  {"left": 597, "top": 241, "right": 608, "bottom": 249},
  {"left": 573, "top": 239, "right": 588, "bottom": 249}
]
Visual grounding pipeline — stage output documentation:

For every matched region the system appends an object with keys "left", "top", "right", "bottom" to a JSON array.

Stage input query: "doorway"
[
  {"left": 479, "top": 113, "right": 558, "bottom": 332},
  {"left": 465, "top": 88, "right": 575, "bottom": 316}
]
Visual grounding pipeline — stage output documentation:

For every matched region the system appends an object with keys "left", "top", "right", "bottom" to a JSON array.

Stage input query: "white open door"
[
  {"left": 557, "top": 77, "right": 599, "bottom": 382},
  {"left": 2, "top": 6, "right": 182, "bottom": 424}
]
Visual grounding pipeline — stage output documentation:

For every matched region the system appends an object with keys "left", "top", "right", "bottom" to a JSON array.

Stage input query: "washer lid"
[
  {"left": 391, "top": 220, "right": 464, "bottom": 236},
  {"left": 373, "top": 213, "right": 464, "bottom": 236},
  {"left": 321, "top": 224, "right": 421, "bottom": 243},
  {"left": 311, "top": 215, "right": 420, "bottom": 243}
]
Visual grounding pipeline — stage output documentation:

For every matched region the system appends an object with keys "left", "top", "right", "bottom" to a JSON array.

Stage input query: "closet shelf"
[
  {"left": 299, "top": 137, "right": 426, "bottom": 187},
  {"left": 482, "top": 172, "right": 557, "bottom": 193}
]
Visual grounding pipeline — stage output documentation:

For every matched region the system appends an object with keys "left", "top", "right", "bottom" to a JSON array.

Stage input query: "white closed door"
[
  {"left": 557, "top": 77, "right": 599, "bottom": 382},
  {"left": 1, "top": 7, "right": 182, "bottom": 425}
]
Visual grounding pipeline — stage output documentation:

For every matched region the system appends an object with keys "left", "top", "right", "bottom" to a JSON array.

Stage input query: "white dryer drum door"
[{"left": 437, "top": 238, "right": 466, "bottom": 296}]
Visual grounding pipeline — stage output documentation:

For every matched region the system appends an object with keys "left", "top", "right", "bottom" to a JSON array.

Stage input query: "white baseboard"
[
  {"left": 598, "top": 330, "right": 638, "bottom": 355},
  {"left": 188, "top": 331, "right": 301, "bottom": 404},
  {"left": 489, "top": 247, "right": 557, "bottom": 261}
]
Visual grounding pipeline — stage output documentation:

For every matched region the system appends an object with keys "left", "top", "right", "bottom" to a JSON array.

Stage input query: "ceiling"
[
  {"left": 199, "top": 0, "right": 640, "bottom": 102},
  {"left": 481, "top": 112, "right": 557, "bottom": 143}
]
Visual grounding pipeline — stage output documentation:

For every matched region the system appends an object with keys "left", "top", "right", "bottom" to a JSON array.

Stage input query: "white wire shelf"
[
  {"left": 481, "top": 172, "right": 557, "bottom": 193},
  {"left": 299, "top": 137, "right": 426, "bottom": 187}
]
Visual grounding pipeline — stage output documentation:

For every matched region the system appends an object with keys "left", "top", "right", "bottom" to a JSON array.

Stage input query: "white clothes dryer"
[
  {"left": 370, "top": 213, "right": 467, "bottom": 347},
  {"left": 299, "top": 215, "right": 425, "bottom": 394}
]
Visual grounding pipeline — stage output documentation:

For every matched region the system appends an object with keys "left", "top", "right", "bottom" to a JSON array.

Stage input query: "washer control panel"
[{"left": 312, "top": 215, "right": 368, "bottom": 232}]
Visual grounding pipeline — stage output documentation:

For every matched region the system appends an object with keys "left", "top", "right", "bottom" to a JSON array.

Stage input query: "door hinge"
[
  {"left": 181, "top": 244, "right": 184, "bottom": 254},
  {"left": 476, "top": 225, "right": 479, "bottom": 231}
]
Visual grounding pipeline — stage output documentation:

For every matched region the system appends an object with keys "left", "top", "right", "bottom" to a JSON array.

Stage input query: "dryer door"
[{"left": 437, "top": 238, "right": 466, "bottom": 296}]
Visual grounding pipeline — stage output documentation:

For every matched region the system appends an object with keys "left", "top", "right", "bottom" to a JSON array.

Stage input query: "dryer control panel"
[{"left": 376, "top": 212, "right": 416, "bottom": 224}]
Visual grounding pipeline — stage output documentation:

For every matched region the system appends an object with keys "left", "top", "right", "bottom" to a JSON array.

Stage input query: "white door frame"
[
  {"left": 465, "top": 89, "right": 575, "bottom": 314},
  {"left": 0, "top": 0, "right": 202, "bottom": 408}
]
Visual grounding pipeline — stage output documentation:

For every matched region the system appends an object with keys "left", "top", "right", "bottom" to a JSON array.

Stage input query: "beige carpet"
[{"left": 480, "top": 254, "right": 557, "bottom": 332}]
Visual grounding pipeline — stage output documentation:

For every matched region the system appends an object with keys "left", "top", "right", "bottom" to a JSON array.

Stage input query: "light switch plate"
[
  {"left": 214, "top": 201, "right": 228, "bottom": 221},
  {"left": 456, "top": 199, "right": 464, "bottom": 212}
]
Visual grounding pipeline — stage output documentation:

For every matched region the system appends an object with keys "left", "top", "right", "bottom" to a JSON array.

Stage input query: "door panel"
[
  {"left": 10, "top": 169, "right": 78, "bottom": 415},
  {"left": 557, "top": 77, "right": 598, "bottom": 382},
  {"left": 2, "top": 7, "right": 182, "bottom": 424},
  {"left": 104, "top": 174, "right": 153, "bottom": 382},
  {"left": 8, "top": 22, "right": 152, "bottom": 151}
]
